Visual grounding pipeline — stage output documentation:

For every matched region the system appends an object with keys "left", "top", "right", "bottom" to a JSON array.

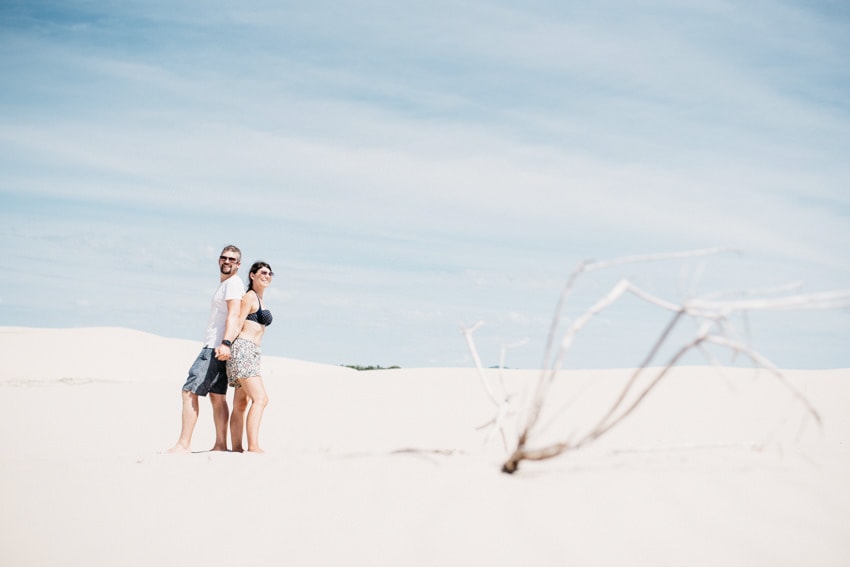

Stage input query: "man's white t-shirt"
[{"left": 202, "top": 274, "right": 245, "bottom": 348}]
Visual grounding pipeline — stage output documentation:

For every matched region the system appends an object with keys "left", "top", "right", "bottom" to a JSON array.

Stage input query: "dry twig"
[{"left": 461, "top": 248, "right": 849, "bottom": 474}]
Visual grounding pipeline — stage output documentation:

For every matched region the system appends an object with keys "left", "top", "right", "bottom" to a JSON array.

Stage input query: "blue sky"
[{"left": 2, "top": 0, "right": 849, "bottom": 369}]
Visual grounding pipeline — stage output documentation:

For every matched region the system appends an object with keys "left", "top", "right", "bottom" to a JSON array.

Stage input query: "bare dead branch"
[
  {"left": 687, "top": 290, "right": 850, "bottom": 316},
  {"left": 460, "top": 322, "right": 517, "bottom": 451},
  {"left": 479, "top": 249, "right": 842, "bottom": 474}
]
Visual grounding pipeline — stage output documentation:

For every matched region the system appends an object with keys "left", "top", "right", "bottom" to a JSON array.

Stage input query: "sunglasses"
[
  {"left": 257, "top": 270, "right": 274, "bottom": 277},
  {"left": 219, "top": 256, "right": 240, "bottom": 263}
]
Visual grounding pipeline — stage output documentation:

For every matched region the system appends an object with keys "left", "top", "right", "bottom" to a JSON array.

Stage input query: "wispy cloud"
[{"left": 2, "top": 0, "right": 848, "bottom": 367}]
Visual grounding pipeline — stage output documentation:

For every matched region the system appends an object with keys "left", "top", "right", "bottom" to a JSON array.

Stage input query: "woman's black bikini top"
[{"left": 246, "top": 292, "right": 273, "bottom": 327}]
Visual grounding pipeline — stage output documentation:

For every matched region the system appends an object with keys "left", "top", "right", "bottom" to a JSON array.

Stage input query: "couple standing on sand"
[{"left": 166, "top": 244, "right": 274, "bottom": 454}]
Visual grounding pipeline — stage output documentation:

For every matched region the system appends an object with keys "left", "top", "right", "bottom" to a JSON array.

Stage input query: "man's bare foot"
[
  {"left": 231, "top": 447, "right": 244, "bottom": 453},
  {"left": 164, "top": 444, "right": 190, "bottom": 454},
  {"left": 210, "top": 444, "right": 229, "bottom": 452}
]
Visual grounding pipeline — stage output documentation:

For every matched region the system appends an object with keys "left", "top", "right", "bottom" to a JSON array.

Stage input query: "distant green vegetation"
[{"left": 342, "top": 364, "right": 401, "bottom": 371}]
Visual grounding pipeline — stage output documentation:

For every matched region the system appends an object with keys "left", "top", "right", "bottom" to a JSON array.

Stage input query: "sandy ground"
[{"left": 1, "top": 326, "right": 848, "bottom": 566}]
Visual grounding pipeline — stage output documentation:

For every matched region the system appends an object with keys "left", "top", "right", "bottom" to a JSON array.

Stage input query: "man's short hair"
[{"left": 221, "top": 244, "right": 242, "bottom": 262}]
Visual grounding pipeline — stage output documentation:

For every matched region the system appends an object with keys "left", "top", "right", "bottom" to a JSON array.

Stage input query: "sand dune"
[{"left": 1, "top": 327, "right": 848, "bottom": 566}]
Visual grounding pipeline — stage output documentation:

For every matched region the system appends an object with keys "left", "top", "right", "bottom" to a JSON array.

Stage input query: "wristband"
[{"left": 221, "top": 339, "right": 233, "bottom": 347}]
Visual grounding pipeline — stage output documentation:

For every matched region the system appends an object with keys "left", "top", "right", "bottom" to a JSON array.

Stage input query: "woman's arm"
[
  {"left": 231, "top": 291, "right": 258, "bottom": 336},
  {"left": 216, "top": 292, "right": 257, "bottom": 360}
]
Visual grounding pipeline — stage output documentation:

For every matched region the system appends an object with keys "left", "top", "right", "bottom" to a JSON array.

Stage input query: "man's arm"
[{"left": 215, "top": 298, "right": 244, "bottom": 360}]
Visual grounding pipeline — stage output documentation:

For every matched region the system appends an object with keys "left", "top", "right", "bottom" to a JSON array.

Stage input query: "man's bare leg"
[
  {"left": 230, "top": 387, "right": 248, "bottom": 452},
  {"left": 209, "top": 393, "right": 229, "bottom": 451},
  {"left": 166, "top": 389, "right": 199, "bottom": 453}
]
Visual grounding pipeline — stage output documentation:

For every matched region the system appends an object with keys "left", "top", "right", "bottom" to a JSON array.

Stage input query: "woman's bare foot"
[
  {"left": 164, "top": 443, "right": 190, "bottom": 454},
  {"left": 247, "top": 447, "right": 265, "bottom": 454}
]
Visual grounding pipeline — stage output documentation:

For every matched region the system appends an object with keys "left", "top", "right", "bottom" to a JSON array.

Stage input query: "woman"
[{"left": 225, "top": 261, "right": 274, "bottom": 453}]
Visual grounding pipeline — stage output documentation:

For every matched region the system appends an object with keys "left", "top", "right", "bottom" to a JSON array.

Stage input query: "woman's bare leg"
[
  {"left": 230, "top": 387, "right": 249, "bottom": 452},
  {"left": 240, "top": 376, "right": 269, "bottom": 453},
  {"left": 209, "top": 393, "right": 230, "bottom": 451}
]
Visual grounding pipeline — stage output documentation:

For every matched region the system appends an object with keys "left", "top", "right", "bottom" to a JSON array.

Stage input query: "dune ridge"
[{"left": 1, "top": 327, "right": 848, "bottom": 567}]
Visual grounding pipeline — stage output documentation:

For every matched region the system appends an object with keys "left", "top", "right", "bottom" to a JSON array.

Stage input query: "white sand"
[{"left": 1, "top": 326, "right": 848, "bottom": 566}]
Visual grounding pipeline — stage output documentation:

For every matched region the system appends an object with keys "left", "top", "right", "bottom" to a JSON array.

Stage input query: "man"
[{"left": 167, "top": 245, "right": 245, "bottom": 453}]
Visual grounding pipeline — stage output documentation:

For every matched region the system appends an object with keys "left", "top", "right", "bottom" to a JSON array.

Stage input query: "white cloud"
[{"left": 2, "top": 0, "right": 848, "bottom": 368}]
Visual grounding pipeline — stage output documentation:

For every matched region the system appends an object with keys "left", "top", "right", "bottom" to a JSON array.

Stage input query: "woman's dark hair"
[{"left": 247, "top": 261, "right": 273, "bottom": 293}]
